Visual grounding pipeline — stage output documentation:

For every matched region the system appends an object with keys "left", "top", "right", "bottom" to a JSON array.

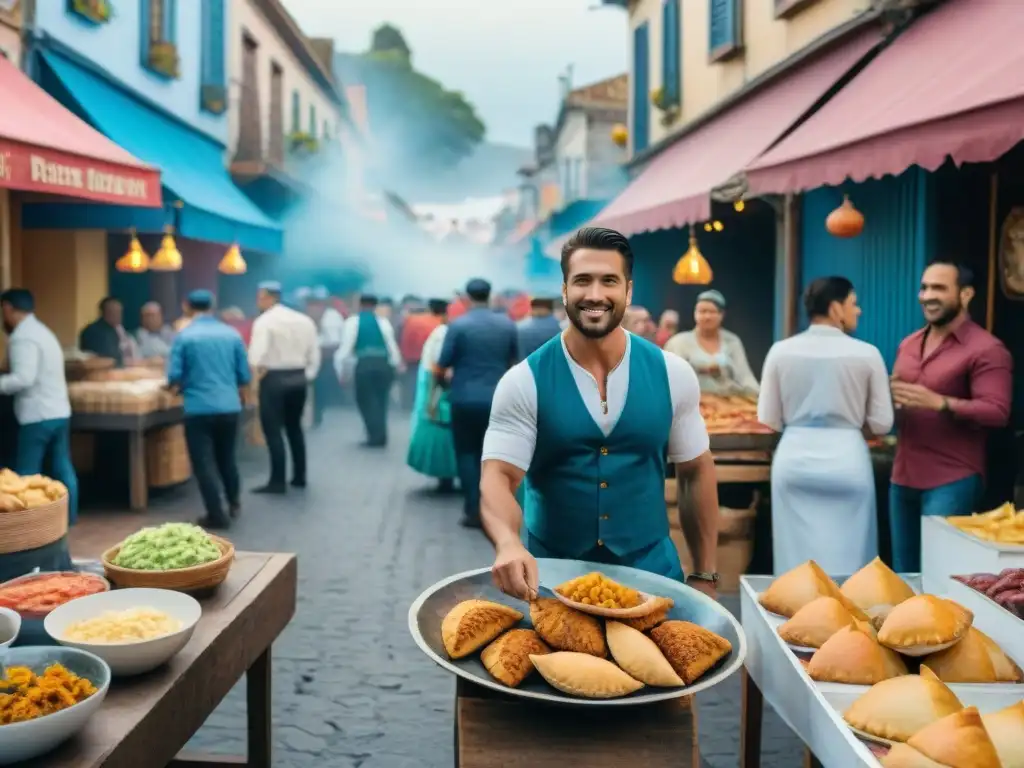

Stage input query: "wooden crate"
[
  {"left": 455, "top": 678, "right": 698, "bottom": 767},
  {"left": 145, "top": 424, "right": 192, "bottom": 487}
]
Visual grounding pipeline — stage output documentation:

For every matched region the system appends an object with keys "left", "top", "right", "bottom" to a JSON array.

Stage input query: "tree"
[{"left": 357, "top": 24, "right": 486, "bottom": 176}]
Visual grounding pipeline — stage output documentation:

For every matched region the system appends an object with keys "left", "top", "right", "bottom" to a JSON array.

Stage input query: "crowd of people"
[{"left": 0, "top": 225, "right": 1013, "bottom": 592}]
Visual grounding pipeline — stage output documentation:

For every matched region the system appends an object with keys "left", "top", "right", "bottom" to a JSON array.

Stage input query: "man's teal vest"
[
  {"left": 523, "top": 334, "right": 672, "bottom": 558},
  {"left": 354, "top": 311, "right": 386, "bottom": 357}
]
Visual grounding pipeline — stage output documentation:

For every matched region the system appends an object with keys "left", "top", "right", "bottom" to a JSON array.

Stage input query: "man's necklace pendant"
[{"left": 601, "top": 399, "right": 608, "bottom": 415}]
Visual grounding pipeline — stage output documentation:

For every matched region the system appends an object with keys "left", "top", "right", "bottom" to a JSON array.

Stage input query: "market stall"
[{"left": 738, "top": 511, "right": 1024, "bottom": 768}]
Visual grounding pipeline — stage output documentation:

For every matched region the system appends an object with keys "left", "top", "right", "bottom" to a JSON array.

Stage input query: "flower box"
[
  {"left": 69, "top": 0, "right": 112, "bottom": 24},
  {"left": 201, "top": 84, "right": 227, "bottom": 115},
  {"left": 148, "top": 40, "right": 180, "bottom": 79}
]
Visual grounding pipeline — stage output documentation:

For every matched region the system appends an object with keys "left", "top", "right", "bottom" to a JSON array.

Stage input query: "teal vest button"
[{"left": 523, "top": 335, "right": 673, "bottom": 558}]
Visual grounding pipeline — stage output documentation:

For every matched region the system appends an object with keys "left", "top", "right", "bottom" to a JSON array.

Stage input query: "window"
[
  {"left": 291, "top": 90, "right": 300, "bottom": 134},
  {"left": 309, "top": 104, "right": 317, "bottom": 138},
  {"left": 709, "top": 0, "right": 742, "bottom": 61},
  {"left": 661, "top": 0, "right": 681, "bottom": 108},
  {"left": 141, "top": 0, "right": 179, "bottom": 78},
  {"left": 632, "top": 22, "right": 650, "bottom": 154},
  {"left": 200, "top": 0, "right": 226, "bottom": 114},
  {"left": 323, "top": 121, "right": 330, "bottom": 141},
  {"left": 269, "top": 62, "right": 284, "bottom": 163}
]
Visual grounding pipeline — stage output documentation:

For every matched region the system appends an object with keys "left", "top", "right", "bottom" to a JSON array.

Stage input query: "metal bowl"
[{"left": 409, "top": 558, "right": 747, "bottom": 706}]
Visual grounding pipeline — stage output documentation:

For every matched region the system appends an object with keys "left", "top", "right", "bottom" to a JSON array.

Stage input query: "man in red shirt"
[{"left": 889, "top": 260, "right": 1012, "bottom": 572}]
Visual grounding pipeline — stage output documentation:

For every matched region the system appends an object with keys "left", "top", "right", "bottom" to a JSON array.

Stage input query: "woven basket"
[
  {"left": 101, "top": 535, "right": 235, "bottom": 592},
  {"left": 0, "top": 495, "right": 69, "bottom": 554}
]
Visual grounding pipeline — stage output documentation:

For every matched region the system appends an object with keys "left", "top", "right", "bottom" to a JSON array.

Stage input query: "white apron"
[{"left": 771, "top": 423, "right": 876, "bottom": 577}]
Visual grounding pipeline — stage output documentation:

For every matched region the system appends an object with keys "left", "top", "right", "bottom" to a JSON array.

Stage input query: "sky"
[{"left": 283, "top": 0, "right": 629, "bottom": 148}]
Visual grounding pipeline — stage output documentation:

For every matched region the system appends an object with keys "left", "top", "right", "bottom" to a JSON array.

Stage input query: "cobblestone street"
[{"left": 71, "top": 409, "right": 804, "bottom": 768}]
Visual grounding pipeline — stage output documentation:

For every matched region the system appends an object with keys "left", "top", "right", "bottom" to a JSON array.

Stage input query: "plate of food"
[{"left": 409, "top": 558, "right": 746, "bottom": 706}]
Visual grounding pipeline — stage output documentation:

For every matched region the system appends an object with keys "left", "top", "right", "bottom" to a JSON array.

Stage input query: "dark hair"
[
  {"left": 0, "top": 288, "right": 34, "bottom": 313},
  {"left": 188, "top": 295, "right": 214, "bottom": 312},
  {"left": 803, "top": 276, "right": 854, "bottom": 319},
  {"left": 530, "top": 297, "right": 555, "bottom": 310},
  {"left": 560, "top": 227, "right": 634, "bottom": 280},
  {"left": 360, "top": 294, "right": 379, "bottom": 308},
  {"left": 428, "top": 299, "right": 448, "bottom": 315},
  {"left": 466, "top": 285, "right": 490, "bottom": 302},
  {"left": 926, "top": 259, "right": 975, "bottom": 288},
  {"left": 99, "top": 296, "right": 120, "bottom": 312}
]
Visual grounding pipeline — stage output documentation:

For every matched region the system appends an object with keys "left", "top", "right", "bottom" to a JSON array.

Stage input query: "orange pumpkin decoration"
[
  {"left": 611, "top": 124, "right": 628, "bottom": 148},
  {"left": 826, "top": 195, "right": 864, "bottom": 238}
]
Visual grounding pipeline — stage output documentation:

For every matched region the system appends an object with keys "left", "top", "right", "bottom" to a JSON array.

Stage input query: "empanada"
[
  {"left": 441, "top": 599, "right": 523, "bottom": 659},
  {"left": 619, "top": 596, "right": 674, "bottom": 632},
  {"left": 878, "top": 595, "right": 973, "bottom": 656},
  {"left": 981, "top": 701, "right": 1024, "bottom": 768},
  {"left": 481, "top": 629, "right": 550, "bottom": 687},
  {"left": 778, "top": 596, "right": 856, "bottom": 649},
  {"left": 530, "top": 598, "right": 607, "bottom": 657},
  {"left": 808, "top": 624, "right": 908, "bottom": 685},
  {"left": 649, "top": 620, "right": 732, "bottom": 685},
  {"left": 759, "top": 560, "right": 868, "bottom": 620},
  {"left": 881, "top": 707, "right": 1001, "bottom": 768},
  {"left": 530, "top": 651, "right": 643, "bottom": 699},
  {"left": 840, "top": 557, "right": 916, "bottom": 627},
  {"left": 0, "top": 494, "right": 25, "bottom": 513},
  {"left": 923, "top": 626, "right": 1023, "bottom": 683},
  {"left": 844, "top": 665, "right": 963, "bottom": 743},
  {"left": 606, "top": 621, "right": 683, "bottom": 687}
]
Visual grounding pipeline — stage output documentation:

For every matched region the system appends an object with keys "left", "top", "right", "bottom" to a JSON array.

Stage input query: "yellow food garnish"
[
  {"left": 0, "top": 663, "right": 97, "bottom": 725},
  {"left": 555, "top": 572, "right": 643, "bottom": 609}
]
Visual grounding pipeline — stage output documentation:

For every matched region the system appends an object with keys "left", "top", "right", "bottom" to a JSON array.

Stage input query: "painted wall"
[
  {"left": 0, "top": 0, "right": 21, "bottom": 63},
  {"left": 554, "top": 108, "right": 628, "bottom": 206},
  {"left": 627, "top": 0, "right": 869, "bottom": 152},
  {"left": 586, "top": 117, "right": 629, "bottom": 201},
  {"left": 227, "top": 0, "right": 342, "bottom": 159},
  {"left": 35, "top": 0, "right": 226, "bottom": 142},
  {"left": 554, "top": 110, "right": 587, "bottom": 204}
]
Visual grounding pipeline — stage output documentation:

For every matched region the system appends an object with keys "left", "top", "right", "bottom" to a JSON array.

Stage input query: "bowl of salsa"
[{"left": 0, "top": 572, "right": 110, "bottom": 620}]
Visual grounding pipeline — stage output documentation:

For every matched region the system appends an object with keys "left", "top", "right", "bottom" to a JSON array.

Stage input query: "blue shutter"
[
  {"left": 709, "top": 0, "right": 741, "bottom": 60},
  {"left": 164, "top": 0, "right": 178, "bottom": 44},
  {"left": 632, "top": 23, "right": 650, "bottom": 154},
  {"left": 201, "top": 0, "right": 226, "bottom": 87},
  {"left": 661, "top": 0, "right": 681, "bottom": 106}
]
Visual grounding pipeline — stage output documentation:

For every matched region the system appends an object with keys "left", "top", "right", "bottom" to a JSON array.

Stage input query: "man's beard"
[
  {"left": 924, "top": 300, "right": 962, "bottom": 327},
  {"left": 567, "top": 301, "right": 624, "bottom": 339}
]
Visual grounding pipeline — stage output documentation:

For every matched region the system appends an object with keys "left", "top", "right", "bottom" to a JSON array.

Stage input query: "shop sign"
[{"left": 0, "top": 138, "right": 161, "bottom": 207}]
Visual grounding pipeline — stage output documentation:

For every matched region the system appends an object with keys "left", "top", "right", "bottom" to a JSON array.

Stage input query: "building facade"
[{"left": 0, "top": 0, "right": 20, "bottom": 62}]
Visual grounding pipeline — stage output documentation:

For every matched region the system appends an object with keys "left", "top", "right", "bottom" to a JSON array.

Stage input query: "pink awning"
[
  {"left": 589, "top": 28, "right": 881, "bottom": 236},
  {"left": 746, "top": 0, "right": 1024, "bottom": 195}
]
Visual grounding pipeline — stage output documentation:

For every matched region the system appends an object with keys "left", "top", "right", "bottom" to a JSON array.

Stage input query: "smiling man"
[{"left": 479, "top": 227, "right": 720, "bottom": 600}]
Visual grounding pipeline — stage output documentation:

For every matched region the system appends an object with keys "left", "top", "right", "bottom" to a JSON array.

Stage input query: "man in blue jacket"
[
  {"left": 167, "top": 290, "right": 251, "bottom": 530},
  {"left": 480, "top": 227, "right": 720, "bottom": 597}
]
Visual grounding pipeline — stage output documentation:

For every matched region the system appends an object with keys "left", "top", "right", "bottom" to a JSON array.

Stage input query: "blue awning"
[{"left": 35, "top": 51, "right": 282, "bottom": 255}]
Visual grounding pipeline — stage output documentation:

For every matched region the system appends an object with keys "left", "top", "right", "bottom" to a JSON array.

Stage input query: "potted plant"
[
  {"left": 148, "top": 40, "right": 180, "bottom": 79},
  {"left": 70, "top": 0, "right": 113, "bottom": 24},
  {"left": 287, "top": 131, "right": 319, "bottom": 155},
  {"left": 650, "top": 86, "right": 680, "bottom": 126}
]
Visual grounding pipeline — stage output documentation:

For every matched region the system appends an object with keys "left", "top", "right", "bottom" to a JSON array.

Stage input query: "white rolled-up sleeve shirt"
[{"left": 482, "top": 332, "right": 709, "bottom": 472}]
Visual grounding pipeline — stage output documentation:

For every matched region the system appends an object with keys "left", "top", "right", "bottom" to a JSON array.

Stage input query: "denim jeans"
[
  {"left": 889, "top": 474, "right": 982, "bottom": 573},
  {"left": 450, "top": 402, "right": 491, "bottom": 524},
  {"left": 184, "top": 413, "right": 240, "bottom": 524},
  {"left": 16, "top": 418, "right": 79, "bottom": 525}
]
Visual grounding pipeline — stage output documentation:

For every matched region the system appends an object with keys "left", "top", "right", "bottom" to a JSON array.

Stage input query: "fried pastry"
[
  {"left": 441, "top": 599, "right": 523, "bottom": 659},
  {"left": 530, "top": 598, "right": 607, "bottom": 657},
  {"left": 923, "top": 626, "right": 1023, "bottom": 683},
  {"left": 844, "top": 665, "right": 963, "bottom": 743},
  {"left": 649, "top": 620, "right": 732, "bottom": 685},
  {"left": 619, "top": 596, "right": 674, "bottom": 632},
  {"left": 530, "top": 651, "right": 644, "bottom": 698},
  {"left": 778, "top": 596, "right": 856, "bottom": 649},
  {"left": 481, "top": 629, "right": 550, "bottom": 687},
  {"left": 758, "top": 560, "right": 868, "bottom": 620},
  {"left": 881, "top": 707, "right": 1001, "bottom": 768},
  {"left": 808, "top": 624, "right": 908, "bottom": 685},
  {"left": 981, "top": 701, "right": 1024, "bottom": 768},
  {"left": 877, "top": 595, "right": 973, "bottom": 656},
  {"left": 606, "top": 621, "right": 683, "bottom": 687},
  {"left": 840, "top": 557, "right": 916, "bottom": 626}
]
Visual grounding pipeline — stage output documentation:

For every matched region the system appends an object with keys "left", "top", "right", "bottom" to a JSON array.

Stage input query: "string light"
[{"left": 733, "top": 200, "right": 745, "bottom": 212}]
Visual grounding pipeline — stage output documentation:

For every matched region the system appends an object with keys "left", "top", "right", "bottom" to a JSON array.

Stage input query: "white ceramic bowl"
[
  {"left": 0, "top": 607, "right": 21, "bottom": 650},
  {"left": 43, "top": 588, "right": 201, "bottom": 677},
  {"left": 0, "top": 646, "right": 110, "bottom": 765}
]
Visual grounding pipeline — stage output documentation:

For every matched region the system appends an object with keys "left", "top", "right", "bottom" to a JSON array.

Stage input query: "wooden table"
[
  {"left": 454, "top": 678, "right": 699, "bottom": 767},
  {"left": 37, "top": 551, "right": 297, "bottom": 768},
  {"left": 71, "top": 408, "right": 184, "bottom": 512}
]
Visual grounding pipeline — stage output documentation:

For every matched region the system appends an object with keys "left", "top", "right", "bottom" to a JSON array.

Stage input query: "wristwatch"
[{"left": 688, "top": 572, "right": 720, "bottom": 584}]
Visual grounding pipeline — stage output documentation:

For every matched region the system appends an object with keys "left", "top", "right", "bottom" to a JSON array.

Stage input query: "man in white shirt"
[
  {"left": 333, "top": 294, "right": 402, "bottom": 446},
  {"left": 480, "top": 228, "right": 721, "bottom": 599},
  {"left": 248, "top": 281, "right": 320, "bottom": 493},
  {"left": 305, "top": 287, "right": 345, "bottom": 427},
  {"left": 1, "top": 289, "right": 79, "bottom": 524}
]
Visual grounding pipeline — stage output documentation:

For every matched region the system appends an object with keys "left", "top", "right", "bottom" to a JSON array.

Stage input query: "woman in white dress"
[{"left": 758, "top": 277, "right": 894, "bottom": 576}]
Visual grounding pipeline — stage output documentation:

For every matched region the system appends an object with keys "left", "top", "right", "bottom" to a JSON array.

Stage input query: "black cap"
[{"left": 428, "top": 298, "right": 449, "bottom": 314}]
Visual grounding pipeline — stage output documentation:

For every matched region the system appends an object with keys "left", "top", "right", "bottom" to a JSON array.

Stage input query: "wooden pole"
[
  {"left": 985, "top": 171, "right": 998, "bottom": 332},
  {"left": 783, "top": 193, "right": 801, "bottom": 337}
]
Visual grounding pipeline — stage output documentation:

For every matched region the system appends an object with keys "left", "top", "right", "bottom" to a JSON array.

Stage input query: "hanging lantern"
[
  {"left": 150, "top": 227, "right": 183, "bottom": 271},
  {"left": 672, "top": 227, "right": 713, "bottom": 285},
  {"left": 115, "top": 231, "right": 150, "bottom": 273},
  {"left": 611, "top": 123, "right": 628, "bottom": 147},
  {"left": 826, "top": 194, "right": 865, "bottom": 238},
  {"left": 218, "top": 243, "right": 247, "bottom": 275}
]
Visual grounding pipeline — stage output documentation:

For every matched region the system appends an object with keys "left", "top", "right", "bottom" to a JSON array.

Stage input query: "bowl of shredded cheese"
[{"left": 43, "top": 588, "right": 201, "bottom": 676}]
